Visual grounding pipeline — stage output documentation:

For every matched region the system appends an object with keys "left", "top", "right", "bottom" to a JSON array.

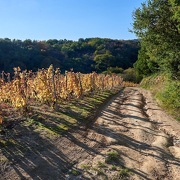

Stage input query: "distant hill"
[{"left": 0, "top": 38, "right": 139, "bottom": 74}]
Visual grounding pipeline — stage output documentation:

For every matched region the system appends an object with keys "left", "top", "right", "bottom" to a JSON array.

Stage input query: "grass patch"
[
  {"left": 81, "top": 164, "right": 91, "bottom": 170},
  {"left": 119, "top": 168, "right": 130, "bottom": 178},
  {"left": 105, "top": 151, "right": 119, "bottom": 163},
  {"left": 111, "top": 165, "right": 117, "bottom": 171},
  {"left": 92, "top": 167, "right": 107, "bottom": 176},
  {"left": 156, "top": 80, "right": 180, "bottom": 120},
  {"left": 0, "top": 139, "right": 8, "bottom": 147},
  {"left": 97, "top": 161, "right": 107, "bottom": 168},
  {"left": 141, "top": 73, "right": 180, "bottom": 121},
  {"left": 69, "top": 169, "right": 81, "bottom": 176},
  {"left": 0, "top": 138, "right": 17, "bottom": 147}
]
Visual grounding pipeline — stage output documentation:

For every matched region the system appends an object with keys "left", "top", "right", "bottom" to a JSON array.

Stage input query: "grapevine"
[{"left": 0, "top": 65, "right": 123, "bottom": 110}]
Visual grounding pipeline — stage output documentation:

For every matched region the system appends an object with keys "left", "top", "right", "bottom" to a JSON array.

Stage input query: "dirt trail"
[
  {"left": 1, "top": 87, "right": 180, "bottom": 180},
  {"left": 69, "top": 87, "right": 180, "bottom": 179}
]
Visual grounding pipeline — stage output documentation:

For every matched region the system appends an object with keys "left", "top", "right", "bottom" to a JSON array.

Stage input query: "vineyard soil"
[{"left": 0, "top": 87, "right": 180, "bottom": 180}]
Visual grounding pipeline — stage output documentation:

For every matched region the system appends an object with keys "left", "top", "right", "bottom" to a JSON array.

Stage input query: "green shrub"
[
  {"left": 122, "top": 68, "right": 141, "bottom": 83},
  {"left": 156, "top": 80, "right": 180, "bottom": 120}
]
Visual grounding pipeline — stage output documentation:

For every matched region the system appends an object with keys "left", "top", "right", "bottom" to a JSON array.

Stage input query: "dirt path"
[{"left": 1, "top": 87, "right": 180, "bottom": 179}]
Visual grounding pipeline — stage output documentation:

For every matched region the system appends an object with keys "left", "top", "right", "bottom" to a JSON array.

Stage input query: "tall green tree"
[
  {"left": 132, "top": 0, "right": 180, "bottom": 78},
  {"left": 94, "top": 51, "right": 115, "bottom": 72}
]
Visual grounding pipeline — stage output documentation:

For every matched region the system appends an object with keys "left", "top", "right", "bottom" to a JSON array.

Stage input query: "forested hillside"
[{"left": 0, "top": 38, "right": 139, "bottom": 74}]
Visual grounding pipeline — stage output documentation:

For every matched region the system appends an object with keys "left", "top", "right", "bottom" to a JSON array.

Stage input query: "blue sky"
[{"left": 0, "top": 0, "right": 144, "bottom": 41}]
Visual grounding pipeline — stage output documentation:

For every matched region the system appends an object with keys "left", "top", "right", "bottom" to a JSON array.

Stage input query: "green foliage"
[
  {"left": 134, "top": 44, "right": 159, "bottom": 77},
  {"left": 119, "top": 168, "right": 130, "bottom": 178},
  {"left": 132, "top": 0, "right": 180, "bottom": 78},
  {"left": 97, "top": 161, "right": 107, "bottom": 168},
  {"left": 133, "top": 0, "right": 180, "bottom": 119},
  {"left": 69, "top": 169, "right": 81, "bottom": 176},
  {"left": 81, "top": 164, "right": 91, "bottom": 170},
  {"left": 0, "top": 38, "right": 139, "bottom": 74},
  {"left": 169, "top": 0, "right": 180, "bottom": 30},
  {"left": 156, "top": 80, "right": 180, "bottom": 118},
  {"left": 141, "top": 74, "right": 180, "bottom": 120},
  {"left": 111, "top": 165, "right": 117, "bottom": 171},
  {"left": 105, "top": 151, "right": 119, "bottom": 163},
  {"left": 107, "top": 67, "right": 124, "bottom": 74},
  {"left": 122, "top": 68, "right": 141, "bottom": 83},
  {"left": 92, "top": 167, "right": 107, "bottom": 176},
  {"left": 94, "top": 51, "right": 115, "bottom": 72}
]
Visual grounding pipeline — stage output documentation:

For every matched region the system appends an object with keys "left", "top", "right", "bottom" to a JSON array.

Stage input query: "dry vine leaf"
[
  {"left": 0, "top": 109, "right": 2, "bottom": 124},
  {"left": 0, "top": 114, "right": 3, "bottom": 124}
]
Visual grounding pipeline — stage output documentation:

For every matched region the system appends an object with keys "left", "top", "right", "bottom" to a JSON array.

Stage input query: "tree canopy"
[
  {"left": 0, "top": 38, "right": 139, "bottom": 74},
  {"left": 132, "top": 0, "right": 180, "bottom": 78}
]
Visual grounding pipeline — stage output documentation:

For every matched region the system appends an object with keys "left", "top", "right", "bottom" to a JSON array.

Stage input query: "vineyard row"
[{"left": 0, "top": 65, "right": 123, "bottom": 109}]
